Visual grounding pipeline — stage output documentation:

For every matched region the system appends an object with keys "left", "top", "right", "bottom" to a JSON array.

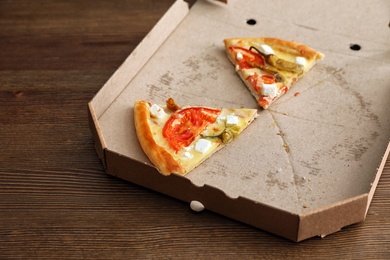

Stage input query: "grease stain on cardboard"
[{"left": 266, "top": 169, "right": 289, "bottom": 190}]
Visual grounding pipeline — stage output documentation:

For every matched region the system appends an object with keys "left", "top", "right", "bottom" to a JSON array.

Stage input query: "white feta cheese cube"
[
  {"left": 295, "top": 56, "right": 306, "bottom": 66},
  {"left": 149, "top": 104, "right": 166, "bottom": 118},
  {"left": 261, "top": 83, "right": 277, "bottom": 98},
  {"left": 183, "top": 151, "right": 193, "bottom": 159},
  {"left": 236, "top": 51, "right": 243, "bottom": 61},
  {"left": 259, "top": 44, "right": 274, "bottom": 55},
  {"left": 217, "top": 115, "right": 226, "bottom": 123},
  {"left": 235, "top": 65, "right": 240, "bottom": 72},
  {"left": 195, "top": 139, "right": 212, "bottom": 154},
  {"left": 226, "top": 115, "right": 239, "bottom": 126}
]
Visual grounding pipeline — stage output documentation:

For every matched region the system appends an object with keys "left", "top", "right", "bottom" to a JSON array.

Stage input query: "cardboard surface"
[{"left": 89, "top": 0, "right": 390, "bottom": 241}]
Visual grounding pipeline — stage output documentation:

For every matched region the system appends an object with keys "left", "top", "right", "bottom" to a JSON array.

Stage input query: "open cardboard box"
[{"left": 88, "top": 0, "right": 390, "bottom": 241}]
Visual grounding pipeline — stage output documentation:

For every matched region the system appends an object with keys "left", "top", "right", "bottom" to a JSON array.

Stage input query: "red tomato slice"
[
  {"left": 260, "top": 75, "right": 275, "bottom": 84},
  {"left": 246, "top": 73, "right": 260, "bottom": 94},
  {"left": 229, "top": 46, "right": 265, "bottom": 69},
  {"left": 258, "top": 97, "right": 270, "bottom": 108},
  {"left": 163, "top": 107, "right": 221, "bottom": 152}
]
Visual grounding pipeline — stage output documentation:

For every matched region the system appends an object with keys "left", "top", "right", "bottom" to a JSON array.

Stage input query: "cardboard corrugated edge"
[
  {"left": 297, "top": 141, "right": 389, "bottom": 241},
  {"left": 87, "top": 0, "right": 390, "bottom": 242},
  {"left": 297, "top": 194, "right": 368, "bottom": 241},
  {"left": 88, "top": 103, "right": 107, "bottom": 168},
  {"left": 103, "top": 144, "right": 388, "bottom": 242},
  {"left": 366, "top": 140, "right": 390, "bottom": 215},
  {"left": 102, "top": 146, "right": 388, "bottom": 242},
  {"left": 104, "top": 148, "right": 300, "bottom": 242}
]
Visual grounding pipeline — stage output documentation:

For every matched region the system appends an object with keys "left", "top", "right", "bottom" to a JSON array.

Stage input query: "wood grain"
[{"left": 0, "top": 0, "right": 389, "bottom": 258}]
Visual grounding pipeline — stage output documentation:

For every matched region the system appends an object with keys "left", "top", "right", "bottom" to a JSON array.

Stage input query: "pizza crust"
[
  {"left": 134, "top": 100, "right": 186, "bottom": 175},
  {"left": 224, "top": 37, "right": 324, "bottom": 63},
  {"left": 263, "top": 37, "right": 324, "bottom": 61}
]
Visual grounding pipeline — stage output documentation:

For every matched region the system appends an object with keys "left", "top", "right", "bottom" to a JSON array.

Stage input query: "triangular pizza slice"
[
  {"left": 134, "top": 98, "right": 257, "bottom": 175},
  {"left": 224, "top": 37, "right": 324, "bottom": 109}
]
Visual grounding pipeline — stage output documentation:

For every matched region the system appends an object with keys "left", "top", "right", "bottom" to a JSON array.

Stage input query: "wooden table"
[{"left": 1, "top": 0, "right": 389, "bottom": 258}]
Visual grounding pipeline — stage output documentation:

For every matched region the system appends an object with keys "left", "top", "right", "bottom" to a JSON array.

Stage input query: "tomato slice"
[
  {"left": 258, "top": 97, "right": 270, "bottom": 108},
  {"left": 246, "top": 73, "right": 278, "bottom": 95},
  {"left": 260, "top": 75, "right": 275, "bottom": 84},
  {"left": 246, "top": 73, "right": 260, "bottom": 94},
  {"left": 229, "top": 46, "right": 265, "bottom": 69},
  {"left": 163, "top": 107, "right": 221, "bottom": 152}
]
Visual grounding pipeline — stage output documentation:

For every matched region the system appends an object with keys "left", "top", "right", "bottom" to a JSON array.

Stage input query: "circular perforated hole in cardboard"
[
  {"left": 246, "top": 19, "right": 257, "bottom": 25},
  {"left": 349, "top": 44, "right": 361, "bottom": 51}
]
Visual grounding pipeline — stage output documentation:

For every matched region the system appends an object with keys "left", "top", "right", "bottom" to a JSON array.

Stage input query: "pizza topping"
[
  {"left": 261, "top": 83, "right": 277, "bottom": 98},
  {"left": 220, "top": 128, "right": 234, "bottom": 144},
  {"left": 201, "top": 110, "right": 255, "bottom": 145},
  {"left": 195, "top": 139, "right": 212, "bottom": 153},
  {"left": 266, "top": 54, "right": 304, "bottom": 74},
  {"left": 236, "top": 51, "right": 243, "bottom": 61},
  {"left": 295, "top": 56, "right": 306, "bottom": 66},
  {"left": 166, "top": 97, "right": 181, "bottom": 112},
  {"left": 183, "top": 151, "right": 193, "bottom": 159},
  {"left": 261, "top": 74, "right": 275, "bottom": 84},
  {"left": 217, "top": 114, "right": 226, "bottom": 122},
  {"left": 163, "top": 107, "right": 221, "bottom": 152},
  {"left": 258, "top": 44, "right": 275, "bottom": 55},
  {"left": 149, "top": 104, "right": 166, "bottom": 118},
  {"left": 249, "top": 46, "right": 304, "bottom": 75},
  {"left": 229, "top": 46, "right": 265, "bottom": 69},
  {"left": 259, "top": 66, "right": 285, "bottom": 83},
  {"left": 226, "top": 115, "right": 239, "bottom": 126}
]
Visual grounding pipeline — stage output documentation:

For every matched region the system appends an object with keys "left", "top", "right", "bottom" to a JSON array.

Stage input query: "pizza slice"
[
  {"left": 224, "top": 37, "right": 324, "bottom": 109},
  {"left": 134, "top": 98, "right": 257, "bottom": 175}
]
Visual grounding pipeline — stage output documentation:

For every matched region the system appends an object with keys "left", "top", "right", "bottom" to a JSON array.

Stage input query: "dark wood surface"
[{"left": 1, "top": 0, "right": 389, "bottom": 258}]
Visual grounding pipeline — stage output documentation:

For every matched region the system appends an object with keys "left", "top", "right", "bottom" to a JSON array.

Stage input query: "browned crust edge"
[
  {"left": 263, "top": 37, "right": 324, "bottom": 61},
  {"left": 224, "top": 37, "right": 324, "bottom": 62},
  {"left": 133, "top": 100, "right": 186, "bottom": 175}
]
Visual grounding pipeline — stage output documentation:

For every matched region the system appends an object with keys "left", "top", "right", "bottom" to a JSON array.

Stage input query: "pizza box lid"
[{"left": 88, "top": 0, "right": 390, "bottom": 241}]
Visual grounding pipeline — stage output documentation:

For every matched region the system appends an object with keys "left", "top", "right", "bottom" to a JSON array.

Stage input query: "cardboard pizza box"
[{"left": 88, "top": 0, "right": 390, "bottom": 241}]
